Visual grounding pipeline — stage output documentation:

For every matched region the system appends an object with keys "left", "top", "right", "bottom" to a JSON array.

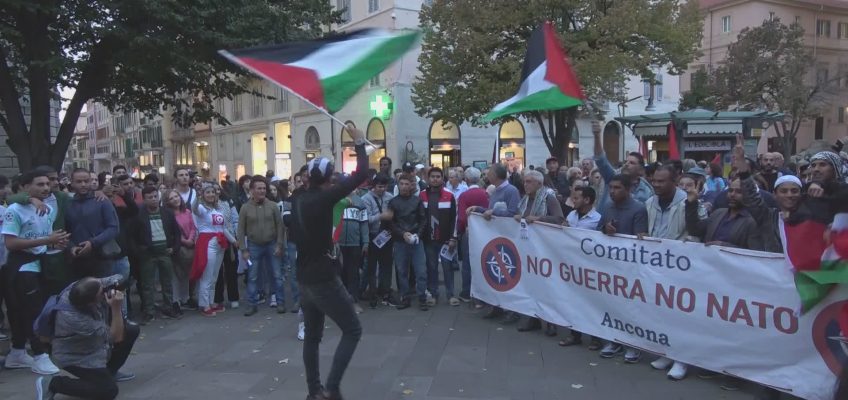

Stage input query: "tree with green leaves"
[
  {"left": 412, "top": 0, "right": 702, "bottom": 163},
  {"left": 0, "top": 0, "right": 340, "bottom": 171},
  {"left": 710, "top": 18, "right": 833, "bottom": 157},
  {"left": 679, "top": 69, "right": 715, "bottom": 111}
]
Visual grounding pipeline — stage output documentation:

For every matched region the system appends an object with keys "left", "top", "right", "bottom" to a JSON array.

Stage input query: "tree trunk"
[{"left": 553, "top": 108, "right": 577, "bottom": 165}]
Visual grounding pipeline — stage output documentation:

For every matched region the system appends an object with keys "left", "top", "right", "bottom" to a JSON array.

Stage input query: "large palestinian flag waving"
[
  {"left": 220, "top": 29, "right": 420, "bottom": 114},
  {"left": 484, "top": 21, "right": 585, "bottom": 121}
]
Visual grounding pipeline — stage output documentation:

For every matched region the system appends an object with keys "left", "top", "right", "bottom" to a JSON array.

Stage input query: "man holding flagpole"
[{"left": 289, "top": 126, "right": 369, "bottom": 400}]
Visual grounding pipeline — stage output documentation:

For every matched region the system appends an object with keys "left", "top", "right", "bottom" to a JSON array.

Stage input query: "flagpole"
[{"left": 218, "top": 50, "right": 381, "bottom": 149}]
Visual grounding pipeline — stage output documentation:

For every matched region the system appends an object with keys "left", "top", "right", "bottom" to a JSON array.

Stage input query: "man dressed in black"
[{"left": 290, "top": 127, "right": 368, "bottom": 400}]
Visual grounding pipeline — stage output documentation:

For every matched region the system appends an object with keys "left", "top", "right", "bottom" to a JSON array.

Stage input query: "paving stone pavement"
[{"left": 0, "top": 300, "right": 782, "bottom": 400}]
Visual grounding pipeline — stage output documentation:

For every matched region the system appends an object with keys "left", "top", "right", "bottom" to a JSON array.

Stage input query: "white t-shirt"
[
  {"left": 195, "top": 204, "right": 226, "bottom": 233},
  {"left": 178, "top": 187, "right": 197, "bottom": 206},
  {"left": 2, "top": 203, "right": 58, "bottom": 272}
]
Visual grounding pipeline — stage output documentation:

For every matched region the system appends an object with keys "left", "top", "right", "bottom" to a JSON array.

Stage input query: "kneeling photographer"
[{"left": 37, "top": 274, "right": 139, "bottom": 400}]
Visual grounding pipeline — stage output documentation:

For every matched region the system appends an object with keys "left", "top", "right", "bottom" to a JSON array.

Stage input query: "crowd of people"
[{"left": 0, "top": 120, "right": 846, "bottom": 399}]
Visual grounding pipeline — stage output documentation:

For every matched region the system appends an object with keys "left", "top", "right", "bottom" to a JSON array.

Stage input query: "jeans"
[
  {"left": 139, "top": 253, "right": 174, "bottom": 315},
  {"left": 393, "top": 241, "right": 427, "bottom": 302},
  {"left": 365, "top": 237, "right": 393, "bottom": 298},
  {"left": 300, "top": 277, "right": 362, "bottom": 396},
  {"left": 425, "top": 241, "right": 455, "bottom": 299},
  {"left": 283, "top": 241, "right": 299, "bottom": 305},
  {"left": 172, "top": 246, "right": 194, "bottom": 304},
  {"left": 247, "top": 241, "right": 284, "bottom": 307},
  {"left": 340, "top": 246, "right": 364, "bottom": 300},
  {"left": 197, "top": 239, "right": 225, "bottom": 309},
  {"left": 50, "top": 322, "right": 140, "bottom": 400},
  {"left": 459, "top": 232, "right": 471, "bottom": 298},
  {"left": 3, "top": 255, "right": 46, "bottom": 354},
  {"left": 111, "top": 257, "right": 130, "bottom": 317},
  {"left": 214, "top": 246, "right": 240, "bottom": 304}
]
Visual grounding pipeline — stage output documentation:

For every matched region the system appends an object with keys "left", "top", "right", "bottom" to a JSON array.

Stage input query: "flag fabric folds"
[
  {"left": 483, "top": 22, "right": 585, "bottom": 122},
  {"left": 220, "top": 29, "right": 420, "bottom": 114}
]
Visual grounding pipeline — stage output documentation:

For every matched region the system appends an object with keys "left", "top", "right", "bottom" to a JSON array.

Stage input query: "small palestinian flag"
[
  {"left": 220, "top": 29, "right": 420, "bottom": 114},
  {"left": 483, "top": 21, "right": 585, "bottom": 122},
  {"left": 332, "top": 198, "right": 351, "bottom": 244},
  {"left": 792, "top": 213, "right": 848, "bottom": 312}
]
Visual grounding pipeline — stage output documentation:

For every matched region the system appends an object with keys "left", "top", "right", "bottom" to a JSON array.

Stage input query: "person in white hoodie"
[{"left": 644, "top": 165, "right": 692, "bottom": 380}]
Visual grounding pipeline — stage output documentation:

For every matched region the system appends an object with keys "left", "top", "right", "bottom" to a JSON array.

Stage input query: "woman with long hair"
[
  {"left": 190, "top": 184, "right": 231, "bottom": 316},
  {"left": 163, "top": 189, "right": 197, "bottom": 311},
  {"left": 214, "top": 184, "right": 241, "bottom": 309}
]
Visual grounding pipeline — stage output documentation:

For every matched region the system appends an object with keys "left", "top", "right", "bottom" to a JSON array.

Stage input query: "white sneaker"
[
  {"left": 651, "top": 356, "right": 674, "bottom": 370},
  {"left": 623, "top": 348, "right": 641, "bottom": 363},
  {"left": 269, "top": 295, "right": 278, "bottom": 308},
  {"left": 0, "top": 331, "right": 8, "bottom": 341},
  {"left": 668, "top": 362, "right": 688, "bottom": 380},
  {"left": 4, "top": 348, "right": 34, "bottom": 369},
  {"left": 297, "top": 322, "right": 305, "bottom": 341},
  {"left": 230, "top": 301, "right": 240, "bottom": 309},
  {"left": 31, "top": 354, "right": 60, "bottom": 375}
]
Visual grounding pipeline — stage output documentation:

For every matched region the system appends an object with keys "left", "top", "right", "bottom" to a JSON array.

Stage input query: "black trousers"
[
  {"left": 364, "top": 238, "right": 393, "bottom": 298},
  {"left": 339, "top": 246, "right": 363, "bottom": 301},
  {"left": 3, "top": 252, "right": 47, "bottom": 354},
  {"left": 214, "top": 246, "right": 240, "bottom": 303},
  {"left": 50, "top": 322, "right": 140, "bottom": 400}
]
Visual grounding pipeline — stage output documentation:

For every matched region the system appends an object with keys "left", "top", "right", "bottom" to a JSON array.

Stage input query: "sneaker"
[
  {"left": 0, "top": 331, "right": 8, "bottom": 341},
  {"left": 353, "top": 304, "right": 363, "bottom": 314},
  {"left": 269, "top": 295, "right": 278, "bottom": 308},
  {"left": 457, "top": 294, "right": 472, "bottom": 303},
  {"left": 369, "top": 297, "right": 379, "bottom": 309},
  {"left": 651, "top": 356, "right": 674, "bottom": 370},
  {"left": 277, "top": 304, "right": 287, "bottom": 314},
  {"left": 290, "top": 302, "right": 300, "bottom": 313},
  {"left": 212, "top": 303, "right": 225, "bottom": 313},
  {"left": 382, "top": 295, "right": 399, "bottom": 307},
  {"left": 138, "top": 314, "right": 155, "bottom": 325},
  {"left": 425, "top": 296, "right": 436, "bottom": 307},
  {"left": 599, "top": 343, "right": 623, "bottom": 358},
  {"left": 697, "top": 370, "right": 721, "bottom": 379},
  {"left": 200, "top": 308, "right": 217, "bottom": 317},
  {"left": 183, "top": 299, "right": 199, "bottom": 311},
  {"left": 623, "top": 349, "right": 641, "bottom": 364},
  {"left": 588, "top": 338, "right": 603, "bottom": 351},
  {"left": 35, "top": 375, "right": 55, "bottom": 400},
  {"left": 244, "top": 305, "right": 258, "bottom": 317},
  {"left": 4, "top": 348, "right": 34, "bottom": 369},
  {"left": 31, "top": 354, "right": 60, "bottom": 375},
  {"left": 667, "top": 362, "right": 688, "bottom": 380},
  {"left": 172, "top": 302, "right": 184, "bottom": 317},
  {"left": 449, "top": 297, "right": 460, "bottom": 306},
  {"left": 230, "top": 301, "right": 240, "bottom": 309},
  {"left": 257, "top": 294, "right": 266, "bottom": 305},
  {"left": 297, "top": 322, "right": 305, "bottom": 341},
  {"left": 160, "top": 307, "right": 181, "bottom": 320},
  {"left": 114, "top": 370, "right": 136, "bottom": 382},
  {"left": 396, "top": 300, "right": 411, "bottom": 310}
]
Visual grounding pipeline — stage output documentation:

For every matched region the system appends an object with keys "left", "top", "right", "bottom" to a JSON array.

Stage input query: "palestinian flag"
[
  {"left": 220, "top": 29, "right": 420, "bottom": 114},
  {"left": 332, "top": 198, "right": 351, "bottom": 244},
  {"left": 483, "top": 21, "right": 585, "bottom": 122},
  {"left": 785, "top": 213, "right": 848, "bottom": 312}
]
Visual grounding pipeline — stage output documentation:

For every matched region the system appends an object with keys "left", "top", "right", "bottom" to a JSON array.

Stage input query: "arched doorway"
[
  {"left": 366, "top": 118, "right": 387, "bottom": 169},
  {"left": 304, "top": 126, "right": 321, "bottom": 162},
  {"left": 603, "top": 121, "right": 622, "bottom": 165},
  {"left": 498, "top": 119, "right": 525, "bottom": 171},
  {"left": 429, "top": 119, "right": 461, "bottom": 169}
]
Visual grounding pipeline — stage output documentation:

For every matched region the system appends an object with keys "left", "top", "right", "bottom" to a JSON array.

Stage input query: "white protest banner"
[{"left": 469, "top": 215, "right": 847, "bottom": 400}]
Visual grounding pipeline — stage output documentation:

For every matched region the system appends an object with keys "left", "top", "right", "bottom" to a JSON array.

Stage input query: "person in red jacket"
[
  {"left": 419, "top": 167, "right": 457, "bottom": 306},
  {"left": 455, "top": 167, "right": 489, "bottom": 302}
]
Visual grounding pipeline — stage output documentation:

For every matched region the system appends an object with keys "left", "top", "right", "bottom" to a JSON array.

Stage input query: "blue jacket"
[{"left": 65, "top": 193, "right": 120, "bottom": 250}]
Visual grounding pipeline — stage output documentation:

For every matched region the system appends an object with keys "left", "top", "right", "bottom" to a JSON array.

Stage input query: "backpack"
[{"left": 33, "top": 284, "right": 77, "bottom": 343}]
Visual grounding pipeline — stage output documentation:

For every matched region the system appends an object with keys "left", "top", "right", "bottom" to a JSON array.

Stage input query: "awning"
[
  {"left": 685, "top": 121, "right": 743, "bottom": 136},
  {"left": 633, "top": 121, "right": 668, "bottom": 137}
]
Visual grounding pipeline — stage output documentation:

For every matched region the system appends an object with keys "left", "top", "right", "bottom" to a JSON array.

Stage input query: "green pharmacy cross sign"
[{"left": 370, "top": 94, "right": 393, "bottom": 120}]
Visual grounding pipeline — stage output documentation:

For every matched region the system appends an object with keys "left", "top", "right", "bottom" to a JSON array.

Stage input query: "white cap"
[{"left": 415, "top": 163, "right": 425, "bottom": 171}]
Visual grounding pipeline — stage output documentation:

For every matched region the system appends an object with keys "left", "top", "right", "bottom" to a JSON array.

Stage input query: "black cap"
[{"left": 402, "top": 162, "right": 415, "bottom": 172}]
